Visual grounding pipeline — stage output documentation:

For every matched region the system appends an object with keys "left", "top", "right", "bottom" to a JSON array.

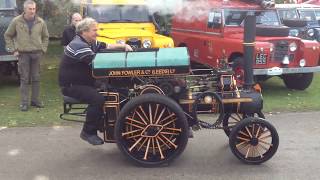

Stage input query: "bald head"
[{"left": 71, "top": 13, "right": 82, "bottom": 26}]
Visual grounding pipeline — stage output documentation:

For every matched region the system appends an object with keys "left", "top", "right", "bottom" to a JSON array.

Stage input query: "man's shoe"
[
  {"left": 20, "top": 104, "right": 28, "bottom": 111},
  {"left": 31, "top": 102, "right": 44, "bottom": 108},
  {"left": 80, "top": 131, "right": 104, "bottom": 145}
]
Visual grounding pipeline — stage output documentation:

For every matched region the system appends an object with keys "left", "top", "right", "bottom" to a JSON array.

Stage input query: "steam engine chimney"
[{"left": 243, "top": 15, "right": 256, "bottom": 90}]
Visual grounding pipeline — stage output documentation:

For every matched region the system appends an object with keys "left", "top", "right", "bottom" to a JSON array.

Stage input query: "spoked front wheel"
[
  {"left": 115, "top": 94, "right": 189, "bottom": 167},
  {"left": 229, "top": 117, "right": 279, "bottom": 164},
  {"left": 223, "top": 111, "right": 265, "bottom": 137}
]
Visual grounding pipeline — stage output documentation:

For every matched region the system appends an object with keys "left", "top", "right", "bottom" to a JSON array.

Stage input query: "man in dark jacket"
[
  {"left": 61, "top": 13, "right": 82, "bottom": 47},
  {"left": 59, "top": 17, "right": 132, "bottom": 145}
]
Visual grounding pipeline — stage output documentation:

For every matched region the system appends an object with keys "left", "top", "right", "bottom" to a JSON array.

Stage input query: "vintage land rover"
[
  {"left": 0, "top": 0, "right": 18, "bottom": 78},
  {"left": 171, "top": 0, "right": 320, "bottom": 90},
  {"left": 79, "top": 0, "right": 174, "bottom": 49},
  {"left": 276, "top": 3, "right": 320, "bottom": 41}
]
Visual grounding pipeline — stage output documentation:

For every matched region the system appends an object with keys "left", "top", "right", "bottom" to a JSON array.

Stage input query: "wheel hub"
[
  {"left": 141, "top": 124, "right": 163, "bottom": 137},
  {"left": 250, "top": 137, "right": 259, "bottom": 146}
]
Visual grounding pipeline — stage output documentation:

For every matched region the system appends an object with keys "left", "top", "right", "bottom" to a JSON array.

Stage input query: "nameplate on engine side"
[{"left": 93, "top": 67, "right": 190, "bottom": 78}]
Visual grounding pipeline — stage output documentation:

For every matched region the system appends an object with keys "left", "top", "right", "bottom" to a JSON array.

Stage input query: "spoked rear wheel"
[
  {"left": 229, "top": 117, "right": 279, "bottom": 164},
  {"left": 223, "top": 111, "right": 265, "bottom": 137},
  {"left": 115, "top": 94, "right": 189, "bottom": 167}
]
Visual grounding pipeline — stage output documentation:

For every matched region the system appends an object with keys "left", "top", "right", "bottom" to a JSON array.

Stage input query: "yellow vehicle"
[{"left": 80, "top": 0, "right": 174, "bottom": 48}]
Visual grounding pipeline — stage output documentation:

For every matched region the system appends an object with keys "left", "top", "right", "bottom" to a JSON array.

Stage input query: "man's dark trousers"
[{"left": 62, "top": 85, "right": 105, "bottom": 134}]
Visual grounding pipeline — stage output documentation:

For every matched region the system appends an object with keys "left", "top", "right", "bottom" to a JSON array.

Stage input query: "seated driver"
[{"left": 58, "top": 17, "right": 133, "bottom": 145}]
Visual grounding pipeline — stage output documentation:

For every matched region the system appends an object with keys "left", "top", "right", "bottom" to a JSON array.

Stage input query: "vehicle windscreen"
[
  {"left": 298, "top": 9, "right": 317, "bottom": 21},
  {"left": 87, "top": 5, "right": 151, "bottom": 23},
  {"left": 277, "top": 9, "right": 299, "bottom": 20},
  {"left": 0, "top": 0, "right": 16, "bottom": 9},
  {"left": 314, "top": 9, "right": 320, "bottom": 20},
  {"left": 224, "top": 9, "right": 280, "bottom": 26},
  {"left": 0, "top": 9, "right": 15, "bottom": 17}
]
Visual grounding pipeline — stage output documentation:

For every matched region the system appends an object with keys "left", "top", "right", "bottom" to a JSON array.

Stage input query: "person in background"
[
  {"left": 58, "top": 17, "right": 133, "bottom": 145},
  {"left": 61, "top": 13, "right": 82, "bottom": 47},
  {"left": 4, "top": 0, "right": 49, "bottom": 111}
]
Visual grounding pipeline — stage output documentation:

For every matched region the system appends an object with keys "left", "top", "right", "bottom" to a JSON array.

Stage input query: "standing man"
[
  {"left": 61, "top": 13, "right": 82, "bottom": 47},
  {"left": 59, "top": 18, "right": 132, "bottom": 145},
  {"left": 4, "top": 0, "right": 49, "bottom": 111}
]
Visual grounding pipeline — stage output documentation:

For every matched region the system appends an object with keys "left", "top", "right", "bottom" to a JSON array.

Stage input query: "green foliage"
[{"left": 261, "top": 74, "right": 320, "bottom": 112}]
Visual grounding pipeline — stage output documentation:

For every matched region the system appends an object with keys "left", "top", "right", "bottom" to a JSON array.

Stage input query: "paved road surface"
[{"left": 0, "top": 111, "right": 320, "bottom": 180}]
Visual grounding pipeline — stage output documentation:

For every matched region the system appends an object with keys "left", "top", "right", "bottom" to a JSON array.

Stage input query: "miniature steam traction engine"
[{"left": 60, "top": 15, "right": 279, "bottom": 167}]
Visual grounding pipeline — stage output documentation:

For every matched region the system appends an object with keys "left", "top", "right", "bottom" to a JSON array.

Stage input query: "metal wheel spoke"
[
  {"left": 129, "top": 137, "right": 143, "bottom": 152},
  {"left": 159, "top": 113, "right": 176, "bottom": 124},
  {"left": 162, "top": 118, "right": 177, "bottom": 127},
  {"left": 237, "top": 136, "right": 251, "bottom": 142},
  {"left": 149, "top": 104, "right": 153, "bottom": 124},
  {"left": 139, "top": 106, "right": 150, "bottom": 124},
  {"left": 239, "top": 130, "right": 250, "bottom": 137},
  {"left": 255, "top": 126, "right": 262, "bottom": 138},
  {"left": 160, "top": 131, "right": 180, "bottom": 136},
  {"left": 258, "top": 143, "right": 269, "bottom": 151},
  {"left": 236, "top": 140, "right": 248, "bottom": 148},
  {"left": 251, "top": 145, "right": 256, "bottom": 157},
  {"left": 155, "top": 137, "right": 165, "bottom": 159},
  {"left": 259, "top": 134, "right": 272, "bottom": 140},
  {"left": 157, "top": 136, "right": 171, "bottom": 149},
  {"left": 122, "top": 129, "right": 143, "bottom": 136},
  {"left": 259, "top": 139, "right": 273, "bottom": 147},
  {"left": 245, "top": 126, "right": 253, "bottom": 138},
  {"left": 137, "top": 137, "right": 149, "bottom": 151},
  {"left": 143, "top": 138, "right": 151, "bottom": 160},
  {"left": 254, "top": 146, "right": 264, "bottom": 158},
  {"left": 258, "top": 129, "right": 270, "bottom": 138},
  {"left": 228, "top": 121, "right": 239, "bottom": 125},
  {"left": 135, "top": 111, "right": 148, "bottom": 125},
  {"left": 125, "top": 121, "right": 144, "bottom": 129},
  {"left": 163, "top": 127, "right": 182, "bottom": 132},
  {"left": 160, "top": 134, "right": 178, "bottom": 149},
  {"left": 152, "top": 137, "right": 156, "bottom": 155},
  {"left": 245, "top": 146, "right": 252, "bottom": 159},
  {"left": 230, "top": 114, "right": 242, "bottom": 122},
  {"left": 153, "top": 104, "right": 159, "bottom": 123},
  {"left": 126, "top": 117, "right": 147, "bottom": 126},
  {"left": 236, "top": 113, "right": 243, "bottom": 119},
  {"left": 237, "top": 143, "right": 250, "bottom": 151},
  {"left": 155, "top": 108, "right": 166, "bottom": 125}
]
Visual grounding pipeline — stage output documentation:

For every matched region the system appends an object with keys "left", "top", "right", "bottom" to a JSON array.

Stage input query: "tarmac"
[{"left": 0, "top": 111, "right": 320, "bottom": 180}]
